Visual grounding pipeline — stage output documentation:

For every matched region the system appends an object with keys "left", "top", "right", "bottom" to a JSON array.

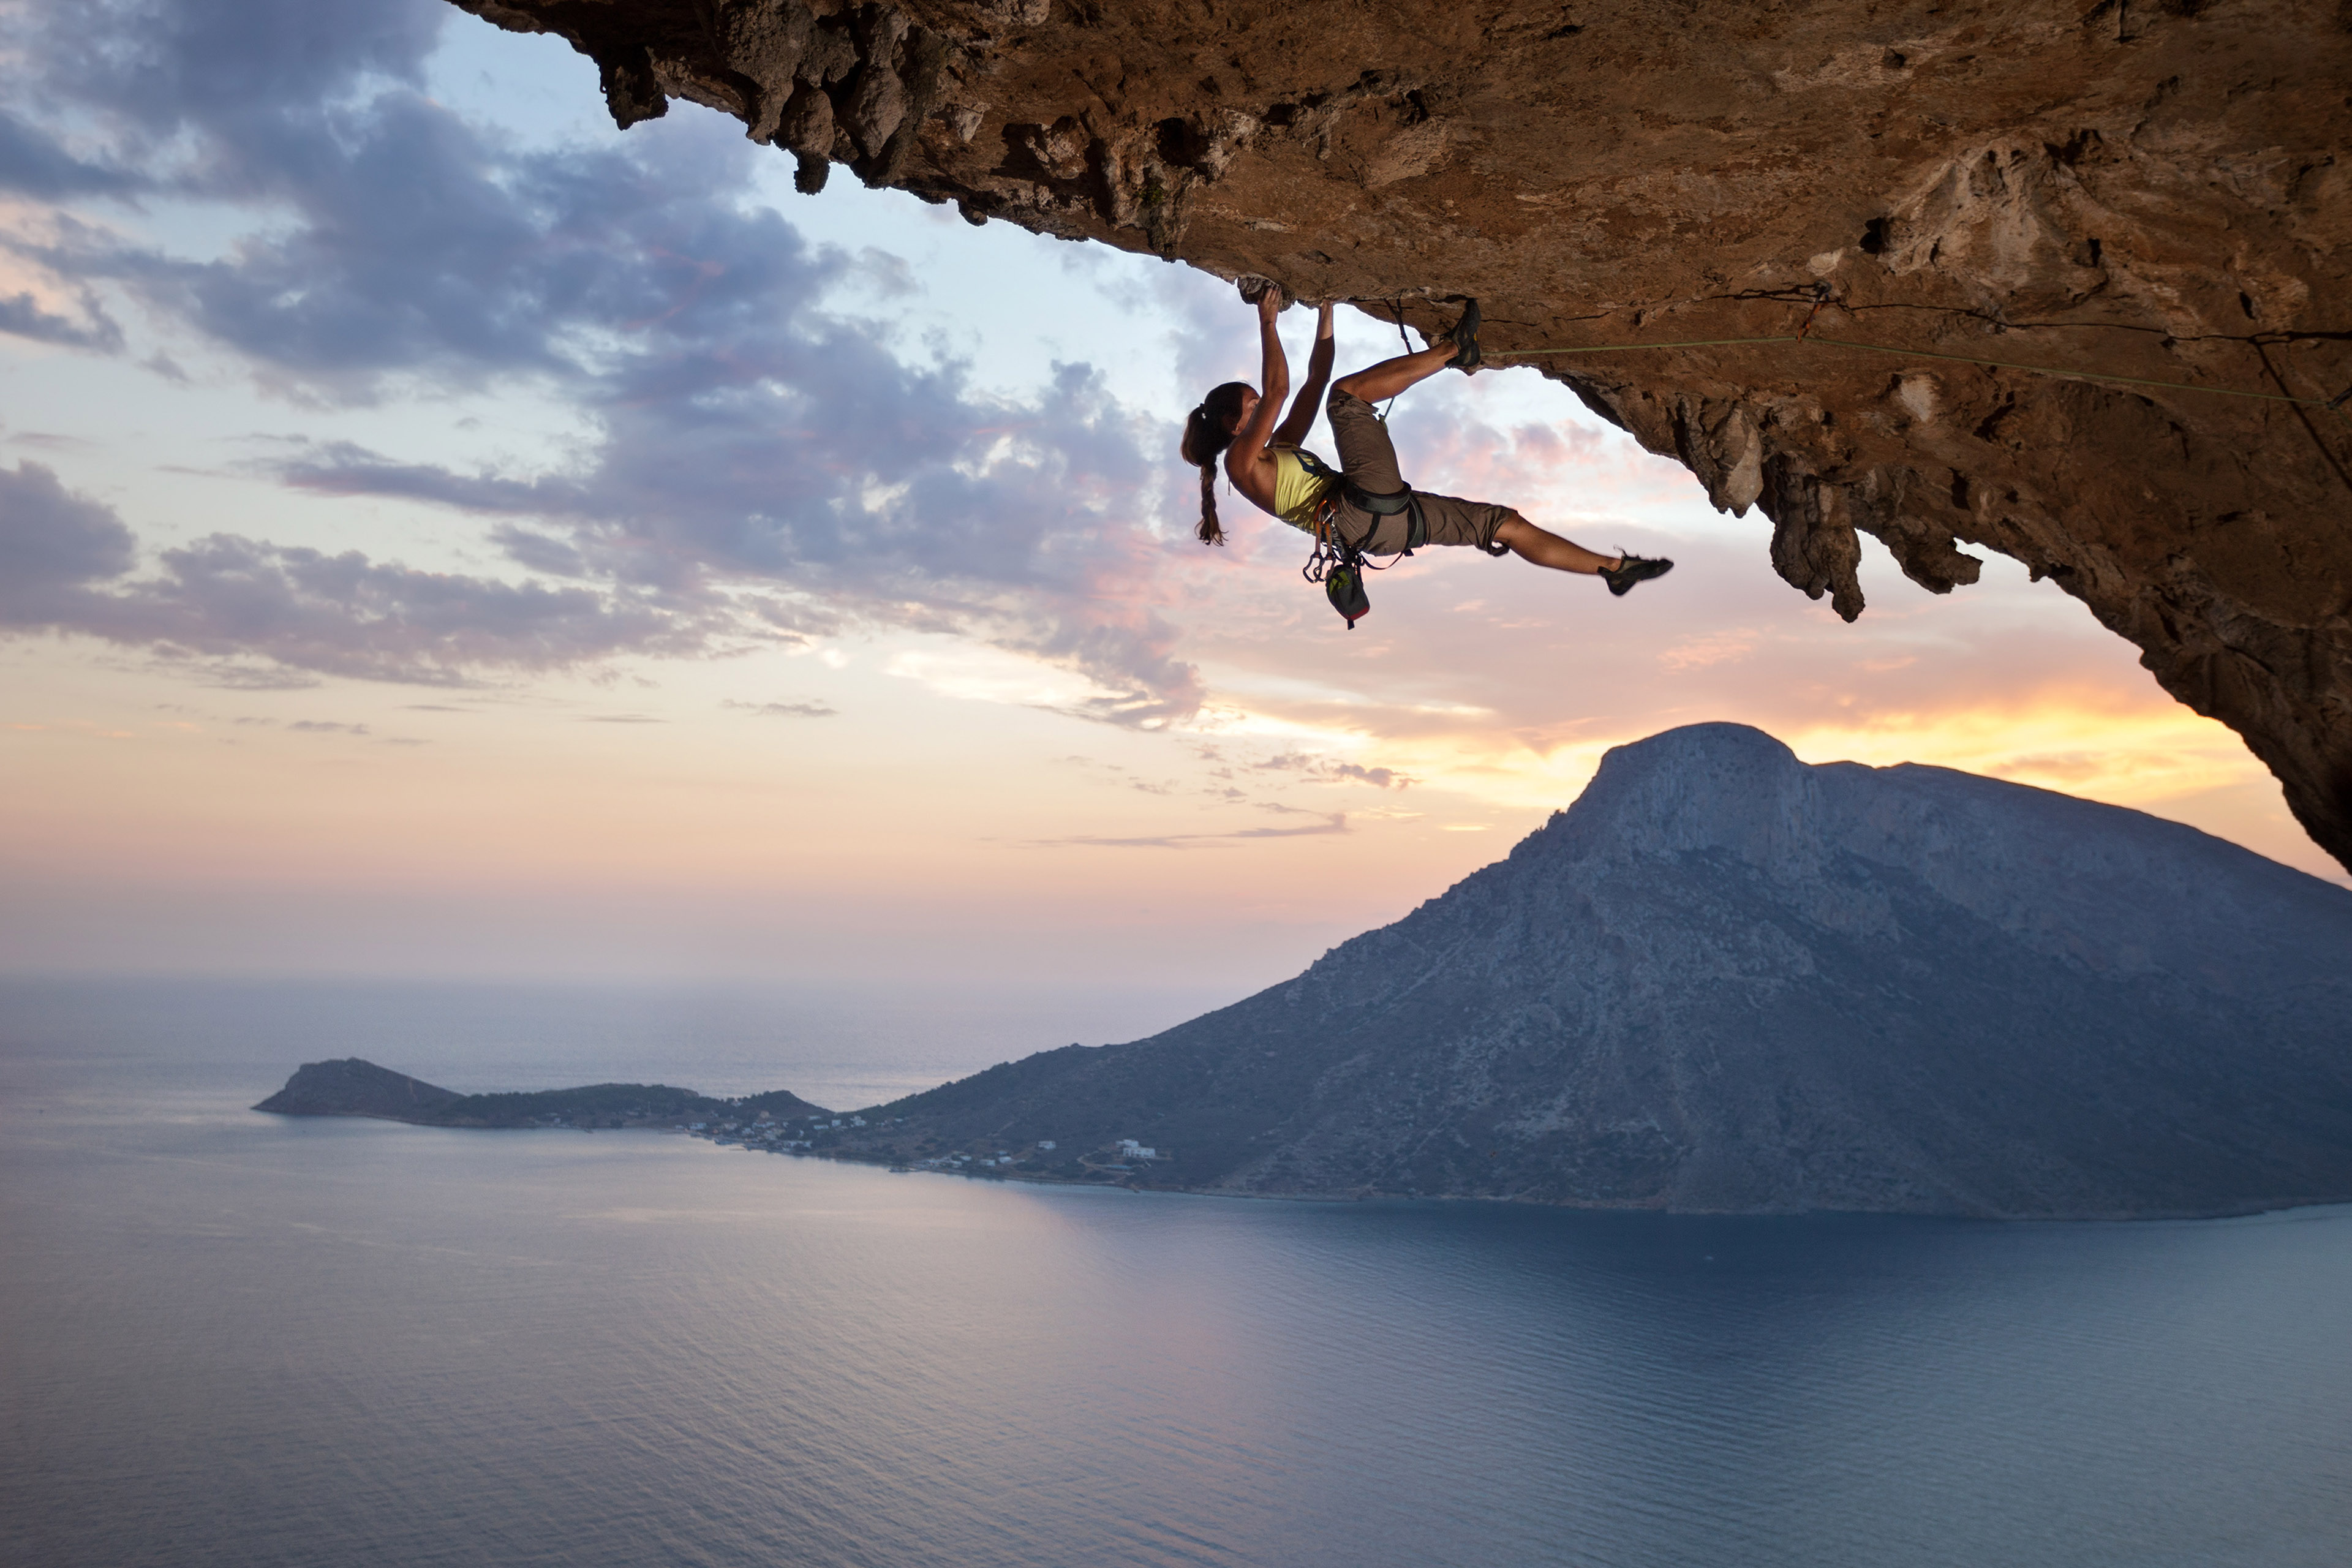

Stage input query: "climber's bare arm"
[
  {"left": 1224, "top": 291, "right": 1288, "bottom": 514},
  {"left": 1272, "top": 302, "right": 1335, "bottom": 449}
]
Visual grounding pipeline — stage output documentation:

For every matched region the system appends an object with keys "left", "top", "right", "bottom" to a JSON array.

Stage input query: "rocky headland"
[
  {"left": 254, "top": 1058, "right": 829, "bottom": 1127},
  {"left": 445, "top": 0, "right": 2352, "bottom": 873},
  {"left": 866, "top": 723, "right": 2352, "bottom": 1217}
]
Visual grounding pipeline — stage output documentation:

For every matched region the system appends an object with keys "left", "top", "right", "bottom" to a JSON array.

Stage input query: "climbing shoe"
[
  {"left": 1602, "top": 552, "right": 1674, "bottom": 596},
  {"left": 1444, "top": 297, "right": 1482, "bottom": 371}
]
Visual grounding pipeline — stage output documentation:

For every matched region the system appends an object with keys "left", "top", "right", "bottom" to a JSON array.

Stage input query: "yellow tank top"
[{"left": 1269, "top": 445, "right": 1335, "bottom": 531}]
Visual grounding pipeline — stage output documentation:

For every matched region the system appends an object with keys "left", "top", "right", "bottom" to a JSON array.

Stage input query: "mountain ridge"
[{"left": 869, "top": 724, "right": 2352, "bottom": 1217}]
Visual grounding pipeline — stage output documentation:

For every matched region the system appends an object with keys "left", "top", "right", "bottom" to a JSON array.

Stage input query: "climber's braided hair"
[{"left": 1180, "top": 382, "right": 1252, "bottom": 546}]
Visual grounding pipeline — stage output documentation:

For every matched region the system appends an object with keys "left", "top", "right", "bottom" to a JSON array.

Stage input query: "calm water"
[{"left": 4, "top": 981, "right": 2349, "bottom": 1567}]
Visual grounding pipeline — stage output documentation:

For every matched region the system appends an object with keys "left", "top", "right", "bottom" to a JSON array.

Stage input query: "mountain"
[
  {"left": 254, "top": 1059, "right": 829, "bottom": 1126},
  {"left": 876, "top": 724, "right": 2352, "bottom": 1218}
]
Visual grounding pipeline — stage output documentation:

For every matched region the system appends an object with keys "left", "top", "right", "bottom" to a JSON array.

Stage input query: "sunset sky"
[{"left": 4, "top": 0, "right": 2339, "bottom": 1000}]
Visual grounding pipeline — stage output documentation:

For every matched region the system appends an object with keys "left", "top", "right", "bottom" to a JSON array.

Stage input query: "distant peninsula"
[
  {"left": 260, "top": 725, "right": 2352, "bottom": 1219},
  {"left": 254, "top": 1057, "right": 828, "bottom": 1128}
]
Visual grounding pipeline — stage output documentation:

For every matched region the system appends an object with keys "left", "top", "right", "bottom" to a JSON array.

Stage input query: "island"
[{"left": 260, "top": 726, "right": 2352, "bottom": 1219}]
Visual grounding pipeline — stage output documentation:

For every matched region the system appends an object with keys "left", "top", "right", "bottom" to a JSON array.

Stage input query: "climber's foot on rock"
[
  {"left": 1602, "top": 552, "right": 1673, "bottom": 596},
  {"left": 1444, "top": 297, "right": 1482, "bottom": 371}
]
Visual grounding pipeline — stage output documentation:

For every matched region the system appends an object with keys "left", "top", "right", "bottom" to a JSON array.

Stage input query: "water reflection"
[{"left": 4, "top": 987, "right": 2348, "bottom": 1568}]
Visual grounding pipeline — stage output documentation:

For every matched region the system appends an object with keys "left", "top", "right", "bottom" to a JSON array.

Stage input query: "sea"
[{"left": 4, "top": 977, "right": 2348, "bottom": 1568}]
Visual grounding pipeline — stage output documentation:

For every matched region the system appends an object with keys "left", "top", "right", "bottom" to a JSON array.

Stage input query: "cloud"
[
  {"left": 24, "top": 0, "right": 445, "bottom": 177},
  {"left": 0, "top": 111, "right": 146, "bottom": 199},
  {"left": 194, "top": 662, "right": 325, "bottom": 690},
  {"left": 1, "top": 0, "right": 1204, "bottom": 720},
  {"left": 1250, "top": 750, "right": 1410, "bottom": 789},
  {"left": 0, "top": 461, "right": 137, "bottom": 612},
  {"left": 0, "top": 285, "right": 126, "bottom": 351},
  {"left": 0, "top": 459, "right": 720, "bottom": 684},
  {"left": 1032, "top": 812, "right": 1349, "bottom": 849},
  {"left": 723, "top": 698, "right": 838, "bottom": 718},
  {"left": 26, "top": 103, "right": 761, "bottom": 393}
]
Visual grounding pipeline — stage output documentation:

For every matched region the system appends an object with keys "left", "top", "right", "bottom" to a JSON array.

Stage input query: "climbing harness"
[
  {"left": 1287, "top": 298, "right": 1458, "bottom": 627},
  {"left": 1291, "top": 450, "right": 1426, "bottom": 629},
  {"left": 1292, "top": 447, "right": 1422, "bottom": 532}
]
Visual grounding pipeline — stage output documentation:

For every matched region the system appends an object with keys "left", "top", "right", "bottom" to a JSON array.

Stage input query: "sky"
[{"left": 2, "top": 0, "right": 2340, "bottom": 1003}]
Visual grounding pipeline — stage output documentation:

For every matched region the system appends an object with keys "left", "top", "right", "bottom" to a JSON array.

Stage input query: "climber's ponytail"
[{"left": 1180, "top": 382, "right": 1252, "bottom": 546}]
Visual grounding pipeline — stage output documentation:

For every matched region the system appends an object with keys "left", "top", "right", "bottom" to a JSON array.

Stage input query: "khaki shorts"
[{"left": 1325, "top": 388, "right": 1516, "bottom": 556}]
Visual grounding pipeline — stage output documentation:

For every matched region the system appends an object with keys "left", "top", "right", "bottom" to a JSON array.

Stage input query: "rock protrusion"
[{"left": 443, "top": 0, "right": 2352, "bottom": 873}]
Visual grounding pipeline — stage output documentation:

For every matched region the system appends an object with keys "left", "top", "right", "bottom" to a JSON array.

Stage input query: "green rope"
[
  {"left": 1491, "top": 336, "right": 1807, "bottom": 356},
  {"left": 1487, "top": 333, "right": 2345, "bottom": 409}
]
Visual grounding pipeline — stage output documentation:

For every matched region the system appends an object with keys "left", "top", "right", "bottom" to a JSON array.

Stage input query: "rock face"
[
  {"left": 447, "top": 0, "right": 2352, "bottom": 872},
  {"left": 255, "top": 1058, "right": 464, "bottom": 1118},
  {"left": 881, "top": 723, "right": 2352, "bottom": 1216}
]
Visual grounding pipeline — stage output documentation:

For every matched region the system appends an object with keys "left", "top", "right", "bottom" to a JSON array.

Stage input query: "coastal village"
[{"left": 678, "top": 1110, "right": 1166, "bottom": 1186}]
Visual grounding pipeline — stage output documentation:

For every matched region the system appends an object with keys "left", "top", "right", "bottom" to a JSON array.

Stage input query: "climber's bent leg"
[
  {"left": 1325, "top": 389, "right": 1408, "bottom": 494},
  {"left": 1331, "top": 341, "right": 1457, "bottom": 405}
]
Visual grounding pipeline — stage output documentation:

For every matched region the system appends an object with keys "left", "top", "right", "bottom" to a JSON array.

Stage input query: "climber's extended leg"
[
  {"left": 1493, "top": 515, "right": 1675, "bottom": 593},
  {"left": 1493, "top": 515, "right": 1615, "bottom": 573}
]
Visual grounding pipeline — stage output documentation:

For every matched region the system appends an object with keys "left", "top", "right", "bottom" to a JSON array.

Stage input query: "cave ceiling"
[{"left": 451, "top": 0, "right": 2352, "bottom": 870}]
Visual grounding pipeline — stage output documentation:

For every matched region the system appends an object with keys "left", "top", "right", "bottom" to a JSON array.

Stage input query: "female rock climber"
[{"left": 1180, "top": 285, "right": 1673, "bottom": 603}]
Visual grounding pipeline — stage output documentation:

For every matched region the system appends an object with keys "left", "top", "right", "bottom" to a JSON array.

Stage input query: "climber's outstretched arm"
[
  {"left": 1272, "top": 303, "right": 1335, "bottom": 449},
  {"left": 1226, "top": 290, "right": 1289, "bottom": 480}
]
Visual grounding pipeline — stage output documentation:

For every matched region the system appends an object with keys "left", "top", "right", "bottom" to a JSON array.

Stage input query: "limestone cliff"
[
  {"left": 876, "top": 723, "right": 2352, "bottom": 1217},
  {"left": 449, "top": 0, "right": 2352, "bottom": 869}
]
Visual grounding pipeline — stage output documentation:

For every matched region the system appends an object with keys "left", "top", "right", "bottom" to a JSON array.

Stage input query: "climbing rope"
[
  {"left": 1380, "top": 298, "right": 1414, "bottom": 422},
  {"left": 1483, "top": 332, "right": 2349, "bottom": 411}
]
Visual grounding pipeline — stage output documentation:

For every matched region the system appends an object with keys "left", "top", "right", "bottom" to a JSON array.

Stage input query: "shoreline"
[{"left": 326, "top": 1110, "right": 2350, "bottom": 1226}]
